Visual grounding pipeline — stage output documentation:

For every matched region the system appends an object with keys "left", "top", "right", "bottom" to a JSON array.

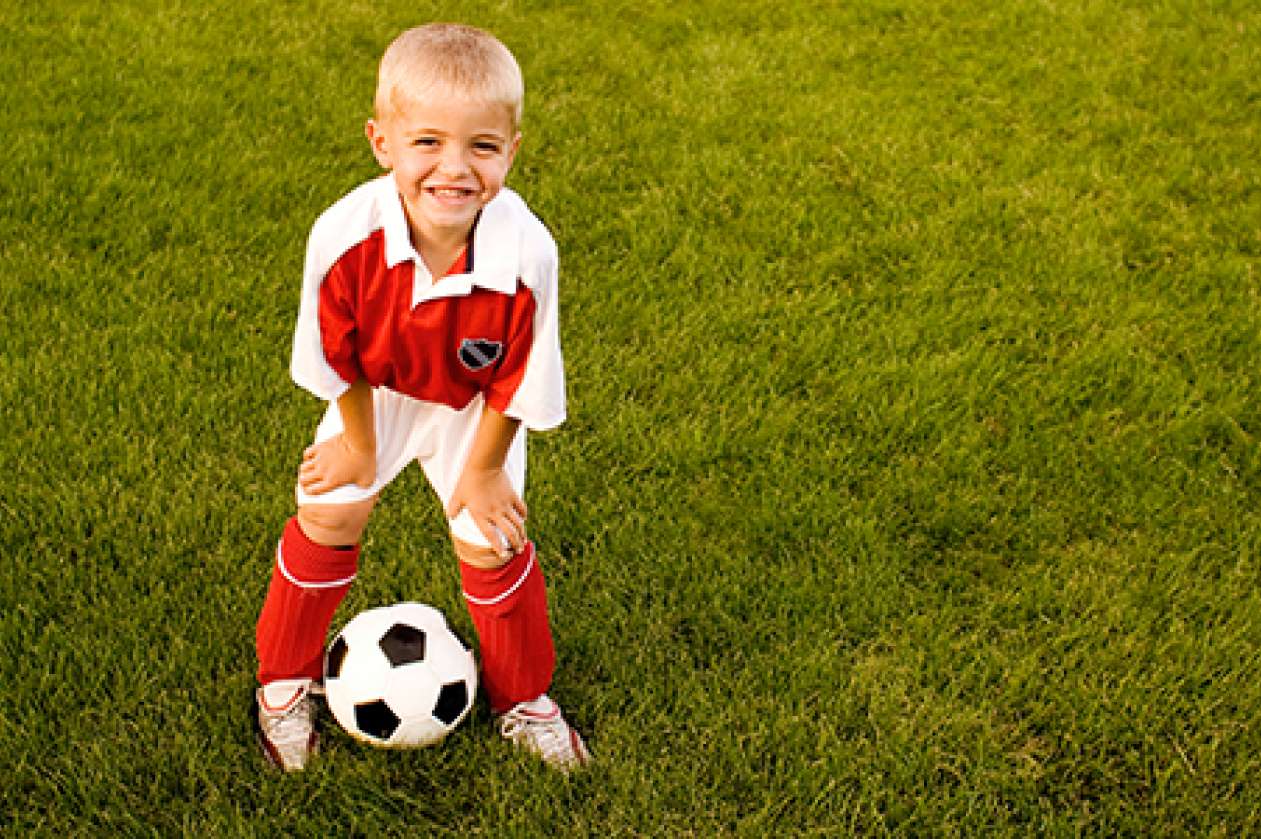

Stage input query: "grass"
[{"left": 2, "top": 0, "right": 1260, "bottom": 834}]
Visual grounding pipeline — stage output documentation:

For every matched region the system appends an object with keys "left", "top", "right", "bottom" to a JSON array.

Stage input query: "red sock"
[
  {"left": 256, "top": 517, "right": 359, "bottom": 684},
  {"left": 460, "top": 542, "right": 556, "bottom": 714}
]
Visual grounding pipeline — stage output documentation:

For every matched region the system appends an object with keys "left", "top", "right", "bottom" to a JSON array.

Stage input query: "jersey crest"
[{"left": 458, "top": 338, "right": 504, "bottom": 372}]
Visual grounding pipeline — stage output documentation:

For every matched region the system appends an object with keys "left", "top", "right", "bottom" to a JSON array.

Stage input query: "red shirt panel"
[{"left": 317, "top": 229, "right": 535, "bottom": 414}]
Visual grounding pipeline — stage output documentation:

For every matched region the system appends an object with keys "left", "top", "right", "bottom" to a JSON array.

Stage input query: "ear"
[
  {"left": 365, "top": 118, "right": 392, "bottom": 170},
  {"left": 505, "top": 132, "right": 523, "bottom": 171}
]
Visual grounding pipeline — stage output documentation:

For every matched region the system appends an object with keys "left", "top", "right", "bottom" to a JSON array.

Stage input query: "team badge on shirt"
[{"left": 458, "top": 338, "right": 504, "bottom": 372}]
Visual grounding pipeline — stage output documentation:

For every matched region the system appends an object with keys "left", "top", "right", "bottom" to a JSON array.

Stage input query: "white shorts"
[{"left": 295, "top": 388, "right": 526, "bottom": 549}]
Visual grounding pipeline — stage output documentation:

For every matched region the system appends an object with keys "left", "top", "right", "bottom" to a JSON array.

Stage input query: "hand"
[
  {"left": 444, "top": 466, "right": 528, "bottom": 559},
  {"left": 298, "top": 433, "right": 376, "bottom": 495}
]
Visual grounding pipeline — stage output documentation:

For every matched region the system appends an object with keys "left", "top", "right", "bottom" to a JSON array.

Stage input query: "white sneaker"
[
  {"left": 497, "top": 694, "right": 592, "bottom": 773},
  {"left": 254, "top": 679, "right": 319, "bottom": 772}
]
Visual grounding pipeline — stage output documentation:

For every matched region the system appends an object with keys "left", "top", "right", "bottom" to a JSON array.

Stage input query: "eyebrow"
[{"left": 404, "top": 127, "right": 509, "bottom": 140}]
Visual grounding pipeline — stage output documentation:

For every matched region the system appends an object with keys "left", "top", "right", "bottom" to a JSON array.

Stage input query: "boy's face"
[{"left": 366, "top": 91, "right": 521, "bottom": 247}]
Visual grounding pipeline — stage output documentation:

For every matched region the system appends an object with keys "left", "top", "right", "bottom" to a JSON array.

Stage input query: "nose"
[{"left": 437, "top": 144, "right": 470, "bottom": 177}]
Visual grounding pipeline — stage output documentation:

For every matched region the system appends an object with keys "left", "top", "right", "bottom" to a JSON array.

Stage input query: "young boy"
[{"left": 253, "top": 23, "right": 590, "bottom": 773}]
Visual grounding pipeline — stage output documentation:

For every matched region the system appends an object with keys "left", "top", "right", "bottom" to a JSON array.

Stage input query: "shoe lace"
[
  {"left": 500, "top": 710, "right": 573, "bottom": 763},
  {"left": 264, "top": 690, "right": 313, "bottom": 744}
]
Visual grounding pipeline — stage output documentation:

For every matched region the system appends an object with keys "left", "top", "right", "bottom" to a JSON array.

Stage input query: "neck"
[{"left": 408, "top": 219, "right": 472, "bottom": 280}]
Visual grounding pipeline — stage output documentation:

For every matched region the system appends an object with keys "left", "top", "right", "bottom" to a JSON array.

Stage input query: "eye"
[
  {"left": 412, "top": 136, "right": 439, "bottom": 148},
  {"left": 473, "top": 140, "right": 501, "bottom": 154}
]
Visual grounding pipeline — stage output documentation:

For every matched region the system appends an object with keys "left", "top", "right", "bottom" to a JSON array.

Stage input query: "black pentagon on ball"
[
  {"left": 379, "top": 623, "right": 426, "bottom": 667},
  {"left": 325, "top": 636, "right": 349, "bottom": 679},
  {"left": 355, "top": 699, "right": 400, "bottom": 740},
  {"left": 433, "top": 681, "right": 469, "bottom": 726}
]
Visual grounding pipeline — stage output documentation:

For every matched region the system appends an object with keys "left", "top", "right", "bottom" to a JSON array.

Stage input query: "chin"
[{"left": 428, "top": 209, "right": 480, "bottom": 230}]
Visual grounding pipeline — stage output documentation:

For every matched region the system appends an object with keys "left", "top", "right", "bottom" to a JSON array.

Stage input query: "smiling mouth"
[{"left": 427, "top": 186, "right": 477, "bottom": 199}]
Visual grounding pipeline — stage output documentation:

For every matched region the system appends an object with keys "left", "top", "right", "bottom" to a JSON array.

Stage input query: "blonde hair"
[{"left": 375, "top": 24, "right": 524, "bottom": 130}]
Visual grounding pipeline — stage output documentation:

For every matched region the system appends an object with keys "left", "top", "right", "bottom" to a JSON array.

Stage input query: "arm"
[
  {"left": 444, "top": 403, "right": 527, "bottom": 558},
  {"left": 298, "top": 377, "right": 377, "bottom": 495}
]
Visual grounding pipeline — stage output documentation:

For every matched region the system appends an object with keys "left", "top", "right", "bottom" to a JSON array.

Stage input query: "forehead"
[{"left": 384, "top": 89, "right": 516, "bottom": 136}]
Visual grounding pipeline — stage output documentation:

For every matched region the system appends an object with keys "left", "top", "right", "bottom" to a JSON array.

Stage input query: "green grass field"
[{"left": 3, "top": 0, "right": 1260, "bottom": 834}]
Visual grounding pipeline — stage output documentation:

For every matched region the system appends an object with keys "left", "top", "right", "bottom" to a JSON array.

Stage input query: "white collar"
[{"left": 375, "top": 176, "right": 521, "bottom": 304}]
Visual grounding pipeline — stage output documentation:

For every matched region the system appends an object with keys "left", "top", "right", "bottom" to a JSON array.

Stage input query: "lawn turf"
[{"left": 2, "top": 0, "right": 1260, "bottom": 834}]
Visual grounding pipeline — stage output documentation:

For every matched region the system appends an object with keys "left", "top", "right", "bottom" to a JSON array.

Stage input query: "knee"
[
  {"left": 452, "top": 536, "right": 510, "bottom": 570},
  {"left": 297, "top": 499, "right": 375, "bottom": 547}
]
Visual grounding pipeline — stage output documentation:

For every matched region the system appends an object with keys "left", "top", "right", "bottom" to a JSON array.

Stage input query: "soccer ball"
[{"left": 324, "top": 602, "right": 477, "bottom": 747}]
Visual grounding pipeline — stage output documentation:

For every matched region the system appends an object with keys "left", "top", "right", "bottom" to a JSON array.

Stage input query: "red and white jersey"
[{"left": 290, "top": 175, "right": 566, "bottom": 431}]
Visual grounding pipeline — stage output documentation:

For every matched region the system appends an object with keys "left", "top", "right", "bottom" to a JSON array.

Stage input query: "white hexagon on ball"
[{"left": 324, "top": 602, "right": 477, "bottom": 748}]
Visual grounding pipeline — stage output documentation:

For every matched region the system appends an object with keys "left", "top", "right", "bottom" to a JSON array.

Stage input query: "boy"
[{"left": 253, "top": 23, "right": 590, "bottom": 773}]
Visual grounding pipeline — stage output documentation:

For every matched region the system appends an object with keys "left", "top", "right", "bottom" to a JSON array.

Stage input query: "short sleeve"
[
  {"left": 493, "top": 235, "right": 566, "bottom": 431},
  {"left": 290, "top": 222, "right": 356, "bottom": 401}
]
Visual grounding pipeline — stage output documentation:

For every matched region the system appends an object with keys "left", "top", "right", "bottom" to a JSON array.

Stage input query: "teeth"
[{"left": 433, "top": 188, "right": 470, "bottom": 197}]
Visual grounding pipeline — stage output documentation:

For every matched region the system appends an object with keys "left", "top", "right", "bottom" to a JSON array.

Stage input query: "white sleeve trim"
[
  {"left": 289, "top": 181, "right": 384, "bottom": 402},
  {"left": 502, "top": 207, "right": 567, "bottom": 431}
]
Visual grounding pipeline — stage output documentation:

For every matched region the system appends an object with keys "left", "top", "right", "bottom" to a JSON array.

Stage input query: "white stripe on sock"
[
  {"left": 276, "top": 542, "right": 357, "bottom": 590},
  {"left": 462, "top": 551, "right": 536, "bottom": 606}
]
